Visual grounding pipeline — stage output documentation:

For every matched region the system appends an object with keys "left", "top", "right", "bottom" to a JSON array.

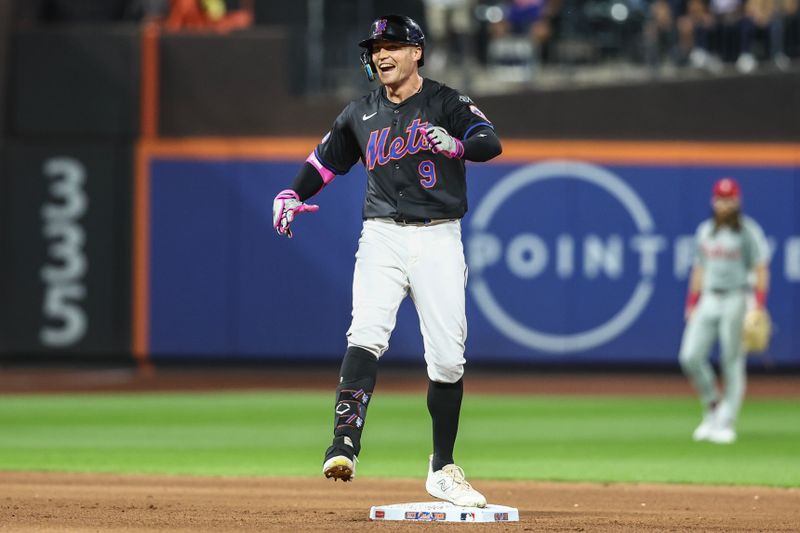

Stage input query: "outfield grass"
[{"left": 0, "top": 391, "right": 797, "bottom": 487}]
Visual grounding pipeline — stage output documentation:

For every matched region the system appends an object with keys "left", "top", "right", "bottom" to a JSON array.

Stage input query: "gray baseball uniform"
[{"left": 679, "top": 215, "right": 769, "bottom": 423}]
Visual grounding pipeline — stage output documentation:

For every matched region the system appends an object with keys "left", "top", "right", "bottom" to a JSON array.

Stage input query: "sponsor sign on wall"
[
  {"left": 3, "top": 142, "right": 131, "bottom": 355},
  {"left": 143, "top": 152, "right": 799, "bottom": 366}
]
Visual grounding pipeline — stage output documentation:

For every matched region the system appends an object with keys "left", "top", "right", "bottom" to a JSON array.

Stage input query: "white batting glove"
[
  {"left": 272, "top": 189, "right": 319, "bottom": 238},
  {"left": 422, "top": 126, "right": 464, "bottom": 159}
]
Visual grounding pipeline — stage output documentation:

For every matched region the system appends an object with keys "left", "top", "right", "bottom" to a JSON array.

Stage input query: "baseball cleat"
[
  {"left": 706, "top": 422, "right": 737, "bottom": 445},
  {"left": 425, "top": 455, "right": 487, "bottom": 508},
  {"left": 323, "top": 455, "right": 356, "bottom": 481},
  {"left": 692, "top": 410, "right": 718, "bottom": 442},
  {"left": 323, "top": 435, "right": 357, "bottom": 481}
]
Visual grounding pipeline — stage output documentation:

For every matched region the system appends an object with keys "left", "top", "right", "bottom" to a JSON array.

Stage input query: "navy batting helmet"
[{"left": 358, "top": 15, "right": 425, "bottom": 67}]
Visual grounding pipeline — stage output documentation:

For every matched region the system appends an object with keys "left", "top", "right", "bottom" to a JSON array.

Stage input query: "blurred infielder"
[
  {"left": 272, "top": 15, "right": 502, "bottom": 506},
  {"left": 680, "top": 177, "right": 770, "bottom": 444}
]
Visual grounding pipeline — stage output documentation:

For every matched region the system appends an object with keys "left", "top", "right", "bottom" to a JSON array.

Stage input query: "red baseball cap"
[{"left": 712, "top": 177, "right": 741, "bottom": 199}]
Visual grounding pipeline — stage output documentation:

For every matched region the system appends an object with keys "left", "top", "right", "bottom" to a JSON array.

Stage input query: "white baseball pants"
[
  {"left": 346, "top": 218, "right": 468, "bottom": 383},
  {"left": 679, "top": 289, "right": 747, "bottom": 422}
]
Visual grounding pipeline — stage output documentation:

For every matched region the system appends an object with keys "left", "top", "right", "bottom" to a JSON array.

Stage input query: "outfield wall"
[
  {"left": 134, "top": 139, "right": 800, "bottom": 367},
  {"left": 2, "top": 25, "right": 800, "bottom": 368}
]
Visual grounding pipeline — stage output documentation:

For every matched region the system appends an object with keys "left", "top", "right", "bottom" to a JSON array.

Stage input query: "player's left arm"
[
  {"left": 753, "top": 262, "right": 769, "bottom": 308},
  {"left": 423, "top": 90, "right": 502, "bottom": 162},
  {"left": 743, "top": 220, "right": 772, "bottom": 352},
  {"left": 743, "top": 218, "right": 771, "bottom": 308},
  {"left": 460, "top": 127, "right": 502, "bottom": 162},
  {"left": 423, "top": 126, "right": 501, "bottom": 161}
]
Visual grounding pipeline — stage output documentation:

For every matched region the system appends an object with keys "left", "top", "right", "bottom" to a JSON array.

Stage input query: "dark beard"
[{"left": 712, "top": 208, "right": 741, "bottom": 233}]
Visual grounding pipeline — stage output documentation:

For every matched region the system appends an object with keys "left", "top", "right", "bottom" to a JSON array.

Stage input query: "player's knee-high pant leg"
[
  {"left": 717, "top": 292, "right": 747, "bottom": 423},
  {"left": 679, "top": 296, "right": 721, "bottom": 409},
  {"left": 408, "top": 221, "right": 467, "bottom": 384}
]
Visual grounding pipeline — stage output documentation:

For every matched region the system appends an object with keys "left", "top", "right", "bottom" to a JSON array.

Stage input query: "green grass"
[{"left": 0, "top": 391, "right": 797, "bottom": 487}]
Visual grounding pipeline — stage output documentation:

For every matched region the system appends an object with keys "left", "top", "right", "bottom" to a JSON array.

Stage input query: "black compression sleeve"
[
  {"left": 290, "top": 162, "right": 326, "bottom": 201},
  {"left": 461, "top": 127, "right": 502, "bottom": 162}
]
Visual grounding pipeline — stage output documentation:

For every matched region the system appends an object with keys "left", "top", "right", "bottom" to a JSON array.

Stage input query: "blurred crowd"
[
  {"left": 447, "top": 0, "right": 800, "bottom": 77},
  {"left": 643, "top": 0, "right": 799, "bottom": 72},
  {"left": 11, "top": 0, "right": 800, "bottom": 86}
]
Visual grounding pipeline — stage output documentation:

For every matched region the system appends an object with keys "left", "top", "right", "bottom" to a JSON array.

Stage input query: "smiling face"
[{"left": 370, "top": 39, "right": 422, "bottom": 87}]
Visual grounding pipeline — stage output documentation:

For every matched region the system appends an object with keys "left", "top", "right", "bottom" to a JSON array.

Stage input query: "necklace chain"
[{"left": 386, "top": 79, "right": 423, "bottom": 103}]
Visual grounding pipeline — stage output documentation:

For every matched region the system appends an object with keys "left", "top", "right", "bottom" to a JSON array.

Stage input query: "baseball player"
[
  {"left": 679, "top": 177, "right": 770, "bottom": 444},
  {"left": 272, "top": 15, "right": 501, "bottom": 507}
]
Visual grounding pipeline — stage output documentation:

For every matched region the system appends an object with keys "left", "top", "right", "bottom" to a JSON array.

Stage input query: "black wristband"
[{"left": 291, "top": 162, "right": 325, "bottom": 201}]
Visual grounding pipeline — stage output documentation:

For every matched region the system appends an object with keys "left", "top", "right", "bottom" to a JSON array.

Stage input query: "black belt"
[
  {"left": 374, "top": 217, "right": 457, "bottom": 227},
  {"left": 395, "top": 218, "right": 432, "bottom": 226},
  {"left": 710, "top": 288, "right": 745, "bottom": 295}
]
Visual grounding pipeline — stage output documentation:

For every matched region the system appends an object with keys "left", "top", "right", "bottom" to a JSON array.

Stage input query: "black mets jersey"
[{"left": 312, "top": 78, "right": 495, "bottom": 222}]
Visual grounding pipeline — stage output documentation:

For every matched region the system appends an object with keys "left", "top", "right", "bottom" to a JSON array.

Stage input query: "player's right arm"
[
  {"left": 685, "top": 265, "right": 704, "bottom": 321},
  {"left": 685, "top": 222, "right": 707, "bottom": 321},
  {"left": 273, "top": 105, "right": 361, "bottom": 238}
]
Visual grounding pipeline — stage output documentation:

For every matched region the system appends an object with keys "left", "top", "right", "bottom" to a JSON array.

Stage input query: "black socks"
[
  {"left": 428, "top": 378, "right": 463, "bottom": 472},
  {"left": 327, "top": 348, "right": 465, "bottom": 473}
]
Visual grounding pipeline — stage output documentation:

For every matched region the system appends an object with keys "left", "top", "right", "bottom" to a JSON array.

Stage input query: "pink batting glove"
[
  {"left": 272, "top": 189, "right": 320, "bottom": 238},
  {"left": 422, "top": 126, "right": 464, "bottom": 159}
]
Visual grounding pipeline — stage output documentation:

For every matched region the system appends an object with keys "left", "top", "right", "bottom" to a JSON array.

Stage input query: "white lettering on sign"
[{"left": 40, "top": 157, "right": 88, "bottom": 347}]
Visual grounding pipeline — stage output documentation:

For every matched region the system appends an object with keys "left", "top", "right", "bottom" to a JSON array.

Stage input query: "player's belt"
[
  {"left": 709, "top": 287, "right": 745, "bottom": 295},
  {"left": 376, "top": 217, "right": 458, "bottom": 227}
]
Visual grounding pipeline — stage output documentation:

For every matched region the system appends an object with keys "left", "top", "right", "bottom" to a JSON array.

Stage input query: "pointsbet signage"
[{"left": 139, "top": 144, "right": 799, "bottom": 367}]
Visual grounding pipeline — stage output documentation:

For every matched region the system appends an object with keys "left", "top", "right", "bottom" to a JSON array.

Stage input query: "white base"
[{"left": 369, "top": 501, "right": 519, "bottom": 522}]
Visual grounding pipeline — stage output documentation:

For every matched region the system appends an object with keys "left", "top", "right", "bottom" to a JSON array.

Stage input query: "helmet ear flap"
[{"left": 360, "top": 49, "right": 376, "bottom": 82}]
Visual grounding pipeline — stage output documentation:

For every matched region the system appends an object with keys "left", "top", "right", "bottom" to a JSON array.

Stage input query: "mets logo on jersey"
[{"left": 365, "top": 118, "right": 431, "bottom": 170}]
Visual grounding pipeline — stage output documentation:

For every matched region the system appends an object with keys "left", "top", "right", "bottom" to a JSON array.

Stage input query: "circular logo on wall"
[{"left": 467, "top": 160, "right": 662, "bottom": 353}]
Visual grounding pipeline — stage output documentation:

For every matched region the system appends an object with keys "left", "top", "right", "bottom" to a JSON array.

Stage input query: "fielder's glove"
[
  {"left": 272, "top": 189, "right": 319, "bottom": 238},
  {"left": 742, "top": 308, "right": 772, "bottom": 354},
  {"left": 422, "top": 126, "right": 464, "bottom": 159}
]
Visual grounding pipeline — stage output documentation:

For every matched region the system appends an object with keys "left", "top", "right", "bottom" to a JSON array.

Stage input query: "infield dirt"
[
  {"left": 2, "top": 471, "right": 799, "bottom": 532},
  {"left": 1, "top": 368, "right": 798, "bottom": 531}
]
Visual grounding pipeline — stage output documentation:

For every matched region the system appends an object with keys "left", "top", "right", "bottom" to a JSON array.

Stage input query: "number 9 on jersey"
[{"left": 418, "top": 160, "right": 437, "bottom": 189}]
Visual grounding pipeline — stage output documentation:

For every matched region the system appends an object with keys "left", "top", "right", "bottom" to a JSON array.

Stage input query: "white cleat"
[
  {"left": 425, "top": 455, "right": 487, "bottom": 508},
  {"left": 692, "top": 410, "right": 718, "bottom": 442},
  {"left": 707, "top": 422, "right": 737, "bottom": 445},
  {"left": 323, "top": 454, "right": 357, "bottom": 481},
  {"left": 322, "top": 436, "right": 357, "bottom": 481}
]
